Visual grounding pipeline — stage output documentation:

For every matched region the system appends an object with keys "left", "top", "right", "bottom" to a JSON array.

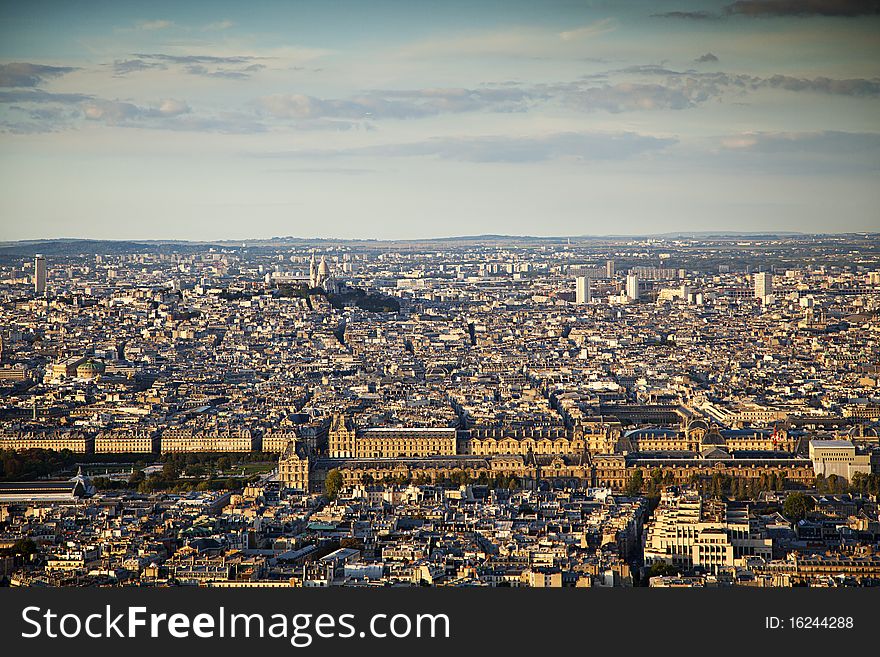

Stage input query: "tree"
[
  {"left": 826, "top": 474, "right": 844, "bottom": 494},
  {"left": 325, "top": 469, "right": 344, "bottom": 500},
  {"left": 11, "top": 539, "right": 37, "bottom": 557},
  {"left": 648, "top": 561, "right": 678, "bottom": 579},
  {"left": 851, "top": 471, "right": 868, "bottom": 494},
  {"left": 162, "top": 462, "right": 179, "bottom": 481},
  {"left": 783, "top": 492, "right": 815, "bottom": 522},
  {"left": 624, "top": 469, "right": 644, "bottom": 496},
  {"left": 340, "top": 537, "right": 361, "bottom": 550},
  {"left": 450, "top": 470, "right": 471, "bottom": 486},
  {"left": 137, "top": 479, "right": 156, "bottom": 494}
]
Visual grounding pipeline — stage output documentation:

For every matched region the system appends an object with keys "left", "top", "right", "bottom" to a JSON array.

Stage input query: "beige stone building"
[
  {"left": 159, "top": 428, "right": 254, "bottom": 453},
  {"left": 643, "top": 489, "right": 773, "bottom": 575},
  {"left": 94, "top": 429, "right": 158, "bottom": 453},
  {"left": 809, "top": 439, "right": 872, "bottom": 481},
  {"left": 328, "top": 414, "right": 456, "bottom": 458},
  {"left": 0, "top": 430, "right": 93, "bottom": 453}
]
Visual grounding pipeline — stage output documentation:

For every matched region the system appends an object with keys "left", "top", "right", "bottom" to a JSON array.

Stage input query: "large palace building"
[{"left": 279, "top": 411, "right": 835, "bottom": 494}]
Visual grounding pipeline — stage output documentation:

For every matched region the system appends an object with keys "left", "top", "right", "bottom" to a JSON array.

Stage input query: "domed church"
[{"left": 309, "top": 253, "right": 341, "bottom": 293}]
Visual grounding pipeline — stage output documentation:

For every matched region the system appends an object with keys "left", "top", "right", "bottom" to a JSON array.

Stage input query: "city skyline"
[
  {"left": 1, "top": 0, "right": 879, "bottom": 241},
  {"left": 2, "top": 233, "right": 879, "bottom": 589}
]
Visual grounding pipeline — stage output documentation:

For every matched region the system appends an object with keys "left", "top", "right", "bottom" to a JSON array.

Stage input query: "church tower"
[{"left": 309, "top": 252, "right": 318, "bottom": 288}]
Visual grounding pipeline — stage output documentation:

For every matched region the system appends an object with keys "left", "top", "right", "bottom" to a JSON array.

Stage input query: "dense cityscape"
[{"left": 1, "top": 233, "right": 879, "bottom": 588}]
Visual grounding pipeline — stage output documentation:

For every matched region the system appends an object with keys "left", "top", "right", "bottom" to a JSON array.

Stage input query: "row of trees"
[
  {"left": 1, "top": 449, "right": 274, "bottom": 483},
  {"left": 117, "top": 467, "right": 247, "bottom": 494},
  {"left": 327, "top": 287, "right": 401, "bottom": 313},
  {"left": 1, "top": 449, "right": 79, "bottom": 481},
  {"left": 360, "top": 470, "right": 520, "bottom": 490},
  {"left": 695, "top": 472, "right": 787, "bottom": 499},
  {"left": 624, "top": 469, "right": 790, "bottom": 500},
  {"left": 819, "top": 472, "right": 880, "bottom": 496},
  {"left": 621, "top": 468, "right": 880, "bottom": 501},
  {"left": 159, "top": 452, "right": 271, "bottom": 478},
  {"left": 624, "top": 469, "right": 675, "bottom": 497}
]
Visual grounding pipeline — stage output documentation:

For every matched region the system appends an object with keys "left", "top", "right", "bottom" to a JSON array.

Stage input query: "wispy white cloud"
[
  {"left": 0, "top": 62, "right": 78, "bottom": 87},
  {"left": 203, "top": 20, "right": 235, "bottom": 31},
  {"left": 256, "top": 86, "right": 537, "bottom": 121},
  {"left": 252, "top": 131, "right": 677, "bottom": 164},
  {"left": 136, "top": 20, "right": 175, "bottom": 31},
  {"left": 110, "top": 53, "right": 267, "bottom": 79},
  {"left": 559, "top": 18, "right": 616, "bottom": 42}
]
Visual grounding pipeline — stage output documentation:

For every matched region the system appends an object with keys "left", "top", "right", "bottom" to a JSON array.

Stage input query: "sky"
[{"left": 0, "top": 0, "right": 878, "bottom": 241}]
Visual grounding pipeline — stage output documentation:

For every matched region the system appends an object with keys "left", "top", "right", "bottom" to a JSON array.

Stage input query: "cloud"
[
  {"left": 254, "top": 69, "right": 880, "bottom": 125},
  {"left": 157, "top": 99, "right": 190, "bottom": 116},
  {"left": 724, "top": 0, "right": 880, "bottom": 17},
  {"left": 652, "top": 0, "right": 880, "bottom": 21},
  {"left": 132, "top": 53, "right": 256, "bottom": 65},
  {"left": 652, "top": 11, "right": 716, "bottom": 19},
  {"left": 564, "top": 83, "right": 696, "bottom": 112},
  {"left": 266, "top": 167, "right": 376, "bottom": 175},
  {"left": 82, "top": 98, "right": 191, "bottom": 123},
  {"left": 582, "top": 65, "right": 880, "bottom": 101},
  {"left": 256, "top": 87, "right": 538, "bottom": 121},
  {"left": 656, "top": 1, "right": 880, "bottom": 19},
  {"left": 78, "top": 98, "right": 266, "bottom": 133},
  {"left": 111, "top": 58, "right": 167, "bottom": 76},
  {"left": 136, "top": 20, "right": 174, "bottom": 31},
  {"left": 558, "top": 18, "right": 616, "bottom": 41},
  {"left": 695, "top": 52, "right": 719, "bottom": 63},
  {"left": 257, "top": 131, "right": 676, "bottom": 164},
  {"left": 370, "top": 87, "right": 537, "bottom": 115},
  {"left": 0, "top": 62, "right": 77, "bottom": 87},
  {"left": 184, "top": 63, "right": 265, "bottom": 79},
  {"left": 0, "top": 104, "right": 81, "bottom": 133},
  {"left": 762, "top": 74, "right": 880, "bottom": 96},
  {"left": 257, "top": 94, "right": 371, "bottom": 120},
  {"left": 203, "top": 20, "right": 235, "bottom": 31},
  {"left": 0, "top": 93, "right": 260, "bottom": 133},
  {"left": 721, "top": 130, "right": 880, "bottom": 154},
  {"left": 713, "top": 130, "right": 880, "bottom": 173},
  {"left": 371, "top": 132, "right": 677, "bottom": 162},
  {"left": 82, "top": 100, "right": 143, "bottom": 123},
  {"left": 0, "top": 89, "right": 93, "bottom": 104},
  {"left": 720, "top": 135, "right": 759, "bottom": 149},
  {"left": 109, "top": 53, "right": 266, "bottom": 79}
]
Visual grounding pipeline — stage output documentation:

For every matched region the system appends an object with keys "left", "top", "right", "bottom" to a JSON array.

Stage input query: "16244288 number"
[{"left": 790, "top": 617, "right": 853, "bottom": 629}]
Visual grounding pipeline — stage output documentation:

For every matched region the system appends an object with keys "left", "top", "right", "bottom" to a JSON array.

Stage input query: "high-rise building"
[
  {"left": 754, "top": 272, "right": 772, "bottom": 299},
  {"left": 34, "top": 254, "right": 47, "bottom": 295},
  {"left": 575, "top": 276, "right": 591, "bottom": 304},
  {"left": 626, "top": 274, "right": 639, "bottom": 301},
  {"left": 605, "top": 259, "right": 615, "bottom": 278}
]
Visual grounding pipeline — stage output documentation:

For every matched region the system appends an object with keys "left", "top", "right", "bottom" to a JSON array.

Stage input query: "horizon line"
[{"left": 4, "top": 230, "right": 880, "bottom": 247}]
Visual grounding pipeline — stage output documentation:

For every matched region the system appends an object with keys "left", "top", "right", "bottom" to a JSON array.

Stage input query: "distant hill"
[
  {"left": 0, "top": 239, "right": 204, "bottom": 258},
  {"left": 2, "top": 231, "right": 876, "bottom": 259}
]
